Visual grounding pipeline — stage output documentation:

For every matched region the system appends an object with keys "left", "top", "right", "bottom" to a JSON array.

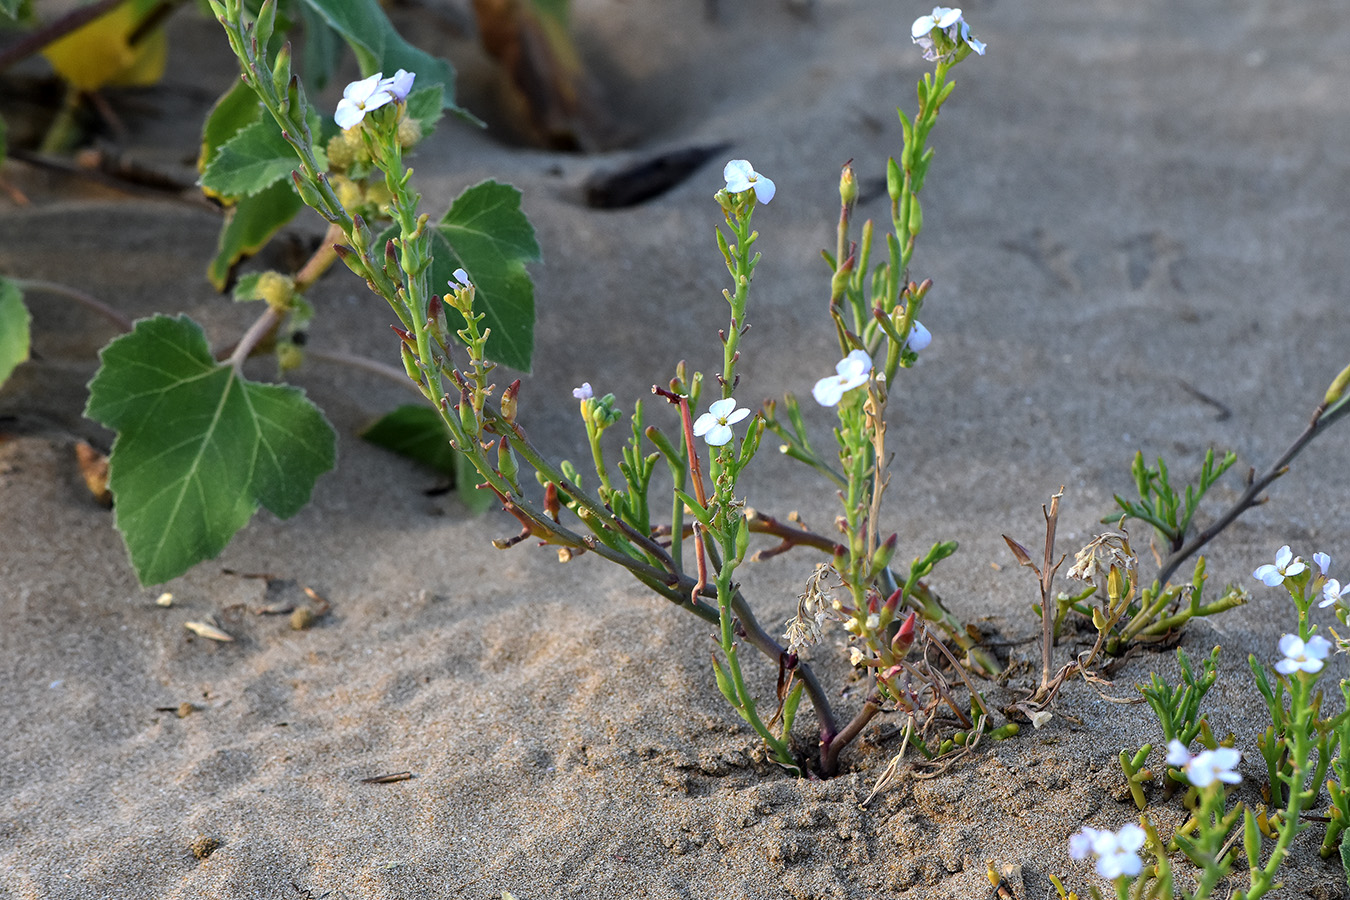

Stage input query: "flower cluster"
[
  {"left": 911, "top": 7, "right": 986, "bottom": 62},
  {"left": 1068, "top": 823, "right": 1145, "bottom": 880},
  {"left": 335, "top": 69, "right": 415, "bottom": 129}
]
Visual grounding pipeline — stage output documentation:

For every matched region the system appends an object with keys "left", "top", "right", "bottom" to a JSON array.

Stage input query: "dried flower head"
[
  {"left": 1068, "top": 530, "right": 1135, "bottom": 588},
  {"left": 784, "top": 564, "right": 842, "bottom": 654}
]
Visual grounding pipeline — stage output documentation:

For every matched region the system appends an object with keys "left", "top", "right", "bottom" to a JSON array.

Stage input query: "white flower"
[
  {"left": 572, "top": 383, "right": 593, "bottom": 401},
  {"left": 381, "top": 69, "right": 415, "bottom": 102},
  {"left": 1314, "top": 552, "right": 1332, "bottom": 575},
  {"left": 911, "top": 7, "right": 962, "bottom": 39},
  {"left": 449, "top": 268, "right": 472, "bottom": 290},
  {"left": 335, "top": 72, "right": 394, "bottom": 129},
  {"left": 812, "top": 349, "right": 872, "bottom": 406},
  {"left": 1068, "top": 824, "right": 1145, "bottom": 880},
  {"left": 723, "top": 160, "right": 776, "bottom": 204},
  {"left": 911, "top": 7, "right": 985, "bottom": 61},
  {"left": 1253, "top": 545, "right": 1306, "bottom": 587},
  {"left": 1275, "top": 633, "right": 1332, "bottom": 675},
  {"left": 693, "top": 397, "right": 751, "bottom": 447},
  {"left": 1166, "top": 740, "right": 1241, "bottom": 788},
  {"left": 1320, "top": 578, "right": 1350, "bottom": 608},
  {"left": 906, "top": 320, "right": 932, "bottom": 352}
]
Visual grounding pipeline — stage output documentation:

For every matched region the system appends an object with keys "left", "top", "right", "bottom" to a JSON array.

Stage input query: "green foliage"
[
  {"left": 430, "top": 181, "right": 541, "bottom": 372},
  {"left": 207, "top": 180, "right": 305, "bottom": 290},
  {"left": 200, "top": 110, "right": 328, "bottom": 197},
  {"left": 295, "top": 0, "right": 463, "bottom": 115},
  {"left": 85, "top": 315, "right": 335, "bottom": 584},
  {"left": 361, "top": 404, "right": 494, "bottom": 514},
  {"left": 1110, "top": 448, "right": 1237, "bottom": 549},
  {"left": 0, "top": 277, "right": 30, "bottom": 388},
  {"left": 1139, "top": 645, "right": 1221, "bottom": 747}
]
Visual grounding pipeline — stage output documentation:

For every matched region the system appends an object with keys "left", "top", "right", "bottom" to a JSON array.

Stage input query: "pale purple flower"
[
  {"left": 812, "top": 350, "right": 872, "bottom": 406},
  {"left": 1254, "top": 545, "right": 1306, "bottom": 587},
  {"left": 1166, "top": 740, "right": 1241, "bottom": 788},
  {"left": 449, "top": 268, "right": 472, "bottom": 290},
  {"left": 723, "top": 160, "right": 776, "bottom": 204},
  {"left": 381, "top": 69, "right": 415, "bottom": 102},
  {"left": 1276, "top": 633, "right": 1332, "bottom": 675},
  {"left": 335, "top": 72, "right": 394, "bottom": 129},
  {"left": 911, "top": 7, "right": 985, "bottom": 61},
  {"left": 1321, "top": 578, "right": 1350, "bottom": 609},
  {"left": 1068, "top": 823, "right": 1145, "bottom": 880},
  {"left": 906, "top": 320, "right": 932, "bottom": 352},
  {"left": 693, "top": 397, "right": 751, "bottom": 447},
  {"left": 572, "top": 383, "right": 593, "bottom": 401}
]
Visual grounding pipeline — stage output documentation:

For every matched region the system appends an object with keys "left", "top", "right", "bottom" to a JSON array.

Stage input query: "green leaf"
[
  {"left": 0, "top": 277, "right": 30, "bottom": 387},
  {"left": 360, "top": 404, "right": 499, "bottom": 514},
  {"left": 200, "top": 112, "right": 326, "bottom": 198},
  {"left": 360, "top": 404, "right": 456, "bottom": 474},
  {"left": 297, "top": 0, "right": 344, "bottom": 92},
  {"left": 199, "top": 79, "right": 265, "bottom": 187},
  {"left": 207, "top": 179, "right": 304, "bottom": 290},
  {"left": 85, "top": 315, "right": 336, "bottom": 584},
  {"left": 432, "top": 180, "right": 540, "bottom": 372},
  {"left": 0, "top": 0, "right": 26, "bottom": 21},
  {"left": 296, "top": 0, "right": 463, "bottom": 114}
]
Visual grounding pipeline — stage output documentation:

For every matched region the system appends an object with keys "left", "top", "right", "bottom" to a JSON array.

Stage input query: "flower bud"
[
  {"left": 839, "top": 161, "right": 858, "bottom": 212},
  {"left": 255, "top": 271, "right": 295, "bottom": 311},
  {"left": 890, "top": 610, "right": 917, "bottom": 656},
  {"left": 886, "top": 157, "right": 902, "bottom": 202},
  {"left": 397, "top": 116, "right": 423, "bottom": 149},
  {"left": 1325, "top": 363, "right": 1350, "bottom": 407},
  {"left": 500, "top": 379, "right": 521, "bottom": 424},
  {"left": 497, "top": 437, "right": 519, "bottom": 483}
]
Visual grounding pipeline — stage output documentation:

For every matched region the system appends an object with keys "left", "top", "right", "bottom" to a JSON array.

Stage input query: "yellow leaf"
[{"left": 41, "top": 0, "right": 167, "bottom": 91}]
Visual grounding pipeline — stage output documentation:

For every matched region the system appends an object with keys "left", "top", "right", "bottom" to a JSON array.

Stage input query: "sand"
[{"left": 3, "top": 0, "right": 1350, "bottom": 897}]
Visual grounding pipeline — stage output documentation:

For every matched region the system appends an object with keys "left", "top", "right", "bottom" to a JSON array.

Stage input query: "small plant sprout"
[
  {"left": 722, "top": 159, "right": 775, "bottom": 204},
  {"left": 693, "top": 398, "right": 751, "bottom": 447}
]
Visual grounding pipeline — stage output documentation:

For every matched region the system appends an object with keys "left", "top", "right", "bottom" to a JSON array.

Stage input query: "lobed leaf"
[{"left": 85, "top": 315, "right": 335, "bottom": 584}]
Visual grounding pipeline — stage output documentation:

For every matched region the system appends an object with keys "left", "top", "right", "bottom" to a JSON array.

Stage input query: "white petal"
[
  {"left": 704, "top": 424, "right": 733, "bottom": 446},
  {"left": 813, "top": 377, "right": 845, "bottom": 407},
  {"left": 343, "top": 73, "right": 383, "bottom": 103},
  {"left": 383, "top": 69, "right": 416, "bottom": 100},
  {"left": 334, "top": 99, "right": 364, "bottom": 129},
  {"left": 724, "top": 160, "right": 754, "bottom": 192},
  {"left": 845, "top": 348, "right": 873, "bottom": 371},
  {"left": 911, "top": 15, "right": 936, "bottom": 38},
  {"left": 1279, "top": 633, "right": 1304, "bottom": 658},
  {"left": 935, "top": 8, "right": 962, "bottom": 28},
  {"left": 693, "top": 413, "right": 716, "bottom": 436},
  {"left": 708, "top": 397, "right": 738, "bottom": 418},
  {"left": 1275, "top": 545, "right": 1293, "bottom": 568},
  {"left": 1306, "top": 635, "right": 1333, "bottom": 659},
  {"left": 752, "top": 176, "right": 776, "bottom": 204},
  {"left": 1117, "top": 824, "right": 1145, "bottom": 852},
  {"left": 725, "top": 407, "right": 750, "bottom": 425},
  {"left": 906, "top": 320, "right": 932, "bottom": 351},
  {"left": 1165, "top": 740, "right": 1191, "bottom": 767}
]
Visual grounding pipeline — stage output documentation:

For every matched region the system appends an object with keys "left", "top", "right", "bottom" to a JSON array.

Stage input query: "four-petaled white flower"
[
  {"left": 382, "top": 69, "right": 415, "bottom": 102},
  {"left": 723, "top": 160, "right": 776, "bottom": 204},
  {"left": 1276, "top": 633, "right": 1332, "bottom": 675},
  {"left": 1068, "top": 824, "right": 1145, "bottom": 880},
  {"left": 449, "top": 268, "right": 472, "bottom": 290},
  {"left": 911, "top": 7, "right": 985, "bottom": 61},
  {"left": 1314, "top": 552, "right": 1332, "bottom": 575},
  {"left": 1320, "top": 578, "right": 1350, "bottom": 608},
  {"left": 906, "top": 320, "right": 932, "bottom": 352},
  {"left": 572, "top": 383, "right": 593, "bottom": 401},
  {"left": 1254, "top": 545, "right": 1305, "bottom": 586},
  {"left": 1166, "top": 740, "right": 1241, "bottom": 788},
  {"left": 693, "top": 397, "right": 751, "bottom": 447},
  {"left": 812, "top": 349, "right": 873, "bottom": 406},
  {"left": 335, "top": 72, "right": 396, "bottom": 129}
]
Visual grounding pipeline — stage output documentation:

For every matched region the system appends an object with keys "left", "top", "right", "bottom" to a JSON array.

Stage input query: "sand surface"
[{"left": 3, "top": 0, "right": 1350, "bottom": 897}]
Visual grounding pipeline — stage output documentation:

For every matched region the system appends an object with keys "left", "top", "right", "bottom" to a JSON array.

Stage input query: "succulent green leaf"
[
  {"left": 296, "top": 0, "right": 463, "bottom": 114},
  {"left": 207, "top": 179, "right": 304, "bottom": 290},
  {"left": 0, "top": 277, "right": 30, "bottom": 387},
  {"left": 432, "top": 180, "right": 540, "bottom": 372},
  {"left": 85, "top": 315, "right": 335, "bottom": 584}
]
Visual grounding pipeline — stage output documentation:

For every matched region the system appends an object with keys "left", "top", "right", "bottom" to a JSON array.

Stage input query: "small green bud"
[
  {"left": 497, "top": 437, "right": 519, "bottom": 483},
  {"left": 839, "top": 161, "right": 858, "bottom": 211},
  {"left": 886, "top": 157, "right": 902, "bottom": 202},
  {"left": 907, "top": 195, "right": 923, "bottom": 236},
  {"left": 1325, "top": 363, "right": 1350, "bottom": 407}
]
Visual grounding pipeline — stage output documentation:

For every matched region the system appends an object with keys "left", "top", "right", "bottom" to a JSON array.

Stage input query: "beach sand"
[{"left": 3, "top": 0, "right": 1350, "bottom": 897}]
